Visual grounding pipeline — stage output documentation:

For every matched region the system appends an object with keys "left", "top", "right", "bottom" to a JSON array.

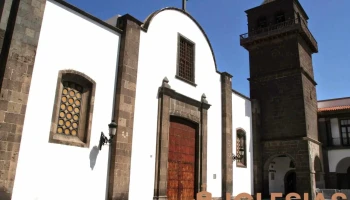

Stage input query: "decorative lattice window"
[
  {"left": 49, "top": 70, "right": 96, "bottom": 148},
  {"left": 236, "top": 129, "right": 247, "bottom": 167},
  {"left": 57, "top": 82, "right": 83, "bottom": 136},
  {"left": 176, "top": 34, "right": 195, "bottom": 84}
]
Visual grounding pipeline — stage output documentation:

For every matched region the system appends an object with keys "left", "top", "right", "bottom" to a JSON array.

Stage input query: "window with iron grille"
[
  {"left": 177, "top": 35, "right": 195, "bottom": 83},
  {"left": 236, "top": 129, "right": 247, "bottom": 167},
  {"left": 340, "top": 119, "right": 350, "bottom": 146},
  {"left": 49, "top": 70, "right": 96, "bottom": 148}
]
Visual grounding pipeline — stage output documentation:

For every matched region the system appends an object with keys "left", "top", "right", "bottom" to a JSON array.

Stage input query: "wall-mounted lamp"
[
  {"left": 232, "top": 147, "right": 245, "bottom": 162},
  {"left": 98, "top": 120, "right": 117, "bottom": 150}
]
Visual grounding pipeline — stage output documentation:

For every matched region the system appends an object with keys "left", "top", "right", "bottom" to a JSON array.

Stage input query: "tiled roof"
[{"left": 318, "top": 105, "right": 350, "bottom": 112}]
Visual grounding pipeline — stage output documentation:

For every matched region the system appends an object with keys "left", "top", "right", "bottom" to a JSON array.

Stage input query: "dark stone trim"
[
  {"left": 159, "top": 86, "right": 211, "bottom": 110},
  {"left": 261, "top": 136, "right": 322, "bottom": 145},
  {"left": 52, "top": 0, "right": 123, "bottom": 34},
  {"left": 0, "top": 0, "right": 21, "bottom": 90},
  {"left": 0, "top": 0, "right": 47, "bottom": 197},
  {"left": 303, "top": 136, "right": 322, "bottom": 145},
  {"left": 300, "top": 67, "right": 317, "bottom": 86},
  {"left": 221, "top": 73, "right": 233, "bottom": 199},
  {"left": 248, "top": 66, "right": 317, "bottom": 85},
  {"left": 108, "top": 14, "right": 141, "bottom": 200},
  {"left": 142, "top": 7, "right": 219, "bottom": 71},
  {"left": 153, "top": 78, "right": 210, "bottom": 199},
  {"left": 49, "top": 70, "right": 96, "bottom": 148},
  {"left": 221, "top": 72, "right": 233, "bottom": 78}
]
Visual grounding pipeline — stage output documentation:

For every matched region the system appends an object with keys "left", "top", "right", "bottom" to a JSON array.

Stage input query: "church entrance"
[
  {"left": 167, "top": 117, "right": 197, "bottom": 200},
  {"left": 284, "top": 170, "right": 296, "bottom": 195}
]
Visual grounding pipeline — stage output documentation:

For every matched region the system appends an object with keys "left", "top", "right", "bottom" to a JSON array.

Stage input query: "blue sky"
[{"left": 67, "top": 0, "right": 350, "bottom": 100}]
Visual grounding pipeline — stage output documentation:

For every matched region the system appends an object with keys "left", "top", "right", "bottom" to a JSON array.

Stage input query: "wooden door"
[{"left": 167, "top": 118, "right": 196, "bottom": 200}]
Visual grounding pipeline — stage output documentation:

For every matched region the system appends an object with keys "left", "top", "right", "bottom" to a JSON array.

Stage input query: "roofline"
[
  {"left": 293, "top": 0, "right": 309, "bottom": 20},
  {"left": 52, "top": 0, "right": 123, "bottom": 34},
  {"left": 232, "top": 89, "right": 250, "bottom": 101},
  {"left": 244, "top": 0, "right": 309, "bottom": 20},
  {"left": 51, "top": 1, "right": 235, "bottom": 78},
  {"left": 317, "top": 97, "right": 350, "bottom": 102},
  {"left": 141, "top": 7, "right": 219, "bottom": 71}
]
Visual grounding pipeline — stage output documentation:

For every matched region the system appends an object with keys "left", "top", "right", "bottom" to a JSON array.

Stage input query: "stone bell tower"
[{"left": 240, "top": 0, "right": 324, "bottom": 198}]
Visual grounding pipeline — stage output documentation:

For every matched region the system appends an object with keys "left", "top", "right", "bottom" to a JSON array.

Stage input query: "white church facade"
[
  {"left": 9, "top": 0, "right": 253, "bottom": 199},
  {"left": 0, "top": 0, "right": 349, "bottom": 199}
]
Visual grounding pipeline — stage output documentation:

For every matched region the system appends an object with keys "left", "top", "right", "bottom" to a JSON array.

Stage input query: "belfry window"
[
  {"left": 275, "top": 12, "right": 285, "bottom": 23},
  {"left": 236, "top": 129, "right": 247, "bottom": 167},
  {"left": 257, "top": 17, "right": 267, "bottom": 28},
  {"left": 176, "top": 34, "right": 195, "bottom": 84},
  {"left": 49, "top": 70, "right": 96, "bottom": 148}
]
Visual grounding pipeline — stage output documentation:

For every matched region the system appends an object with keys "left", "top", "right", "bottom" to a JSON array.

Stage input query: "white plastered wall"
[
  {"left": 12, "top": 1, "right": 120, "bottom": 199},
  {"left": 232, "top": 92, "right": 253, "bottom": 196},
  {"left": 128, "top": 9, "right": 223, "bottom": 199}
]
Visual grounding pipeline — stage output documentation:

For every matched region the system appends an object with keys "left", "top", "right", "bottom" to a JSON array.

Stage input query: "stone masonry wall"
[
  {"left": 250, "top": 73, "right": 307, "bottom": 140},
  {"left": 221, "top": 72, "right": 233, "bottom": 200},
  {"left": 0, "top": 0, "right": 46, "bottom": 199},
  {"left": 308, "top": 140, "right": 324, "bottom": 199},
  {"left": 108, "top": 15, "right": 141, "bottom": 200},
  {"left": 298, "top": 37, "right": 314, "bottom": 79},
  {"left": 301, "top": 62, "right": 318, "bottom": 141},
  {"left": 261, "top": 139, "right": 313, "bottom": 197}
]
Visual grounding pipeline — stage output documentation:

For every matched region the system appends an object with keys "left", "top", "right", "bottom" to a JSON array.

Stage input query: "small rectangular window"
[
  {"left": 177, "top": 34, "right": 195, "bottom": 84},
  {"left": 339, "top": 119, "right": 350, "bottom": 146}
]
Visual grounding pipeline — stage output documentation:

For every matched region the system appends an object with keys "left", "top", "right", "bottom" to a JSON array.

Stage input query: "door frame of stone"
[{"left": 153, "top": 78, "right": 211, "bottom": 200}]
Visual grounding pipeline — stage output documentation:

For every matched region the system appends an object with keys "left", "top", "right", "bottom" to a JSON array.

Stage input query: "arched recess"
[
  {"left": 335, "top": 157, "right": 350, "bottom": 189},
  {"left": 336, "top": 157, "right": 350, "bottom": 173},
  {"left": 314, "top": 156, "right": 324, "bottom": 189},
  {"left": 263, "top": 154, "right": 296, "bottom": 196}
]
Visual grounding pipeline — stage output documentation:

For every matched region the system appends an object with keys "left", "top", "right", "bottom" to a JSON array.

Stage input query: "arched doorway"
[
  {"left": 264, "top": 154, "right": 296, "bottom": 196},
  {"left": 336, "top": 157, "right": 350, "bottom": 189},
  {"left": 167, "top": 116, "right": 198, "bottom": 200},
  {"left": 314, "top": 156, "right": 324, "bottom": 188},
  {"left": 284, "top": 170, "right": 296, "bottom": 194}
]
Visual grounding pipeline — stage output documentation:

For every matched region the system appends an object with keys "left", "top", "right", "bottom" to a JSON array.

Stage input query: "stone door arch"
[
  {"left": 263, "top": 154, "right": 296, "bottom": 197},
  {"left": 153, "top": 78, "right": 211, "bottom": 199}
]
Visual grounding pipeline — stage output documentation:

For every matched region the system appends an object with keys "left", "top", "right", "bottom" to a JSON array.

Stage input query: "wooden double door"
[{"left": 167, "top": 117, "right": 197, "bottom": 200}]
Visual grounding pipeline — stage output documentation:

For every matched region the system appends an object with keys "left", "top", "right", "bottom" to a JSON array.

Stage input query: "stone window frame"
[
  {"left": 49, "top": 69, "right": 96, "bottom": 148},
  {"left": 236, "top": 128, "right": 247, "bottom": 168},
  {"left": 175, "top": 33, "right": 197, "bottom": 87},
  {"left": 153, "top": 78, "right": 210, "bottom": 199}
]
